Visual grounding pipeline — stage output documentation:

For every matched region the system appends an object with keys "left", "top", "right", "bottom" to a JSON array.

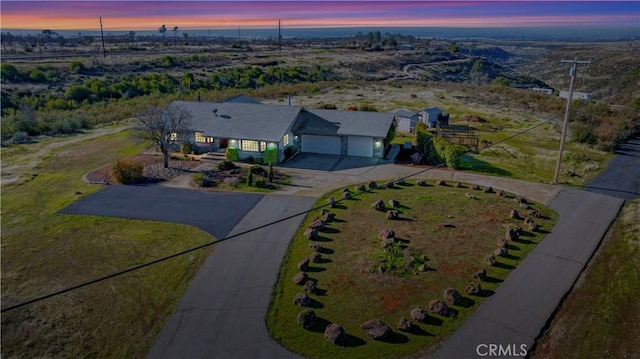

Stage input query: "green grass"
[
  {"left": 532, "top": 199, "right": 640, "bottom": 359},
  {"left": 267, "top": 181, "right": 557, "bottom": 359},
  {"left": 1, "top": 130, "right": 214, "bottom": 358}
]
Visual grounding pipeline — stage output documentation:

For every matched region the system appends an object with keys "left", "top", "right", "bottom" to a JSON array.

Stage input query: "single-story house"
[
  {"left": 418, "top": 107, "right": 449, "bottom": 128},
  {"left": 170, "top": 98, "right": 395, "bottom": 162},
  {"left": 559, "top": 91, "right": 592, "bottom": 101},
  {"left": 395, "top": 109, "right": 421, "bottom": 133}
]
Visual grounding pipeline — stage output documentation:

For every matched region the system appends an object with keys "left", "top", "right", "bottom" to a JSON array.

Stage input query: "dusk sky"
[{"left": 1, "top": 1, "right": 638, "bottom": 31}]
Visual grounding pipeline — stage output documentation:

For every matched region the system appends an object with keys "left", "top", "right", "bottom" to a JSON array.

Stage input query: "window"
[
  {"left": 241, "top": 140, "right": 259, "bottom": 152},
  {"left": 195, "top": 131, "right": 206, "bottom": 143},
  {"left": 206, "top": 136, "right": 214, "bottom": 143},
  {"left": 170, "top": 132, "right": 178, "bottom": 141},
  {"left": 283, "top": 134, "right": 289, "bottom": 146},
  {"left": 260, "top": 141, "right": 267, "bottom": 152}
]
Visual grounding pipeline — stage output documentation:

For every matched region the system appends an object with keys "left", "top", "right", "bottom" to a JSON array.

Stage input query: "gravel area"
[{"left": 143, "top": 161, "right": 200, "bottom": 180}]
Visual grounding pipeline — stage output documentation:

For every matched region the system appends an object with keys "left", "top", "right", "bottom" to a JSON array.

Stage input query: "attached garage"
[
  {"left": 301, "top": 135, "right": 342, "bottom": 155},
  {"left": 347, "top": 136, "right": 373, "bottom": 157}
]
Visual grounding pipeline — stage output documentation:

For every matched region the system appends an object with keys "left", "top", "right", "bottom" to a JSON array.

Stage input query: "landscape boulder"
[
  {"left": 386, "top": 210, "right": 400, "bottom": 220},
  {"left": 472, "top": 184, "right": 481, "bottom": 190},
  {"left": 379, "top": 229, "right": 396, "bottom": 240},
  {"left": 505, "top": 228, "right": 519, "bottom": 241},
  {"left": 324, "top": 323, "right": 346, "bottom": 345},
  {"left": 444, "top": 288, "right": 462, "bottom": 306},
  {"left": 510, "top": 210, "right": 519, "bottom": 219},
  {"left": 397, "top": 318, "right": 413, "bottom": 332},
  {"left": 428, "top": 299, "right": 449, "bottom": 316},
  {"left": 310, "top": 252, "right": 322, "bottom": 263},
  {"left": 473, "top": 269, "right": 487, "bottom": 282},
  {"left": 529, "top": 208, "right": 543, "bottom": 218},
  {"left": 388, "top": 199, "right": 400, "bottom": 207},
  {"left": 455, "top": 182, "right": 463, "bottom": 188},
  {"left": 368, "top": 181, "right": 378, "bottom": 189},
  {"left": 496, "top": 238, "right": 508, "bottom": 249},
  {"left": 361, "top": 319, "right": 392, "bottom": 340},
  {"left": 384, "top": 181, "right": 395, "bottom": 189},
  {"left": 410, "top": 306, "right": 428, "bottom": 322},
  {"left": 322, "top": 211, "right": 335, "bottom": 223},
  {"left": 293, "top": 292, "right": 310, "bottom": 306},
  {"left": 496, "top": 190, "right": 506, "bottom": 197},
  {"left": 436, "top": 180, "right": 446, "bottom": 186},
  {"left": 327, "top": 196, "right": 336, "bottom": 208},
  {"left": 304, "top": 227, "right": 318, "bottom": 240},
  {"left": 303, "top": 280, "right": 317, "bottom": 294},
  {"left": 309, "top": 242, "right": 323, "bottom": 252},
  {"left": 417, "top": 179, "right": 427, "bottom": 186},
  {"left": 494, "top": 247, "right": 508, "bottom": 257},
  {"left": 297, "top": 258, "right": 310, "bottom": 271},
  {"left": 309, "top": 217, "right": 325, "bottom": 230},
  {"left": 293, "top": 272, "right": 309, "bottom": 285},
  {"left": 465, "top": 282, "right": 481, "bottom": 295},
  {"left": 514, "top": 196, "right": 527, "bottom": 204},
  {"left": 342, "top": 189, "right": 352, "bottom": 199},
  {"left": 483, "top": 186, "right": 493, "bottom": 193},
  {"left": 485, "top": 254, "right": 497, "bottom": 266},
  {"left": 354, "top": 184, "right": 366, "bottom": 192},
  {"left": 395, "top": 178, "right": 406, "bottom": 185},
  {"left": 296, "top": 309, "right": 317, "bottom": 329},
  {"left": 465, "top": 193, "right": 476, "bottom": 199},
  {"left": 372, "top": 200, "right": 385, "bottom": 211}
]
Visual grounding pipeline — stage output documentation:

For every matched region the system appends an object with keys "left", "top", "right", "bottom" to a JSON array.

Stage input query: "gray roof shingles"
[{"left": 171, "top": 101, "right": 394, "bottom": 141}]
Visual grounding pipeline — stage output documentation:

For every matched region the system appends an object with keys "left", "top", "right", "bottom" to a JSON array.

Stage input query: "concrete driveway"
[
  {"left": 60, "top": 185, "right": 264, "bottom": 239},
  {"left": 279, "top": 153, "right": 391, "bottom": 171}
]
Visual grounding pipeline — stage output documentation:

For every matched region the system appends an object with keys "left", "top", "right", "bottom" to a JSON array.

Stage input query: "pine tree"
[{"left": 247, "top": 171, "right": 253, "bottom": 187}]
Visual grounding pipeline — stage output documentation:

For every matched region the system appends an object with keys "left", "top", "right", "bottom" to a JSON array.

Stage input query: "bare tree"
[
  {"left": 158, "top": 25, "right": 167, "bottom": 41},
  {"left": 172, "top": 26, "right": 179, "bottom": 47},
  {"left": 136, "top": 105, "right": 192, "bottom": 168}
]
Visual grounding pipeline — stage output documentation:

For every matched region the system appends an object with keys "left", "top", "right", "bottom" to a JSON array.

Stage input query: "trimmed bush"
[
  {"left": 225, "top": 147, "right": 239, "bottom": 161},
  {"left": 111, "top": 159, "right": 144, "bottom": 184},
  {"left": 180, "top": 141, "right": 193, "bottom": 154}
]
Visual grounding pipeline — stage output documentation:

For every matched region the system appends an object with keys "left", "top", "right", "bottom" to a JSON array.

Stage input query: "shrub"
[
  {"left": 249, "top": 165, "right": 265, "bottom": 175},
  {"left": 69, "top": 61, "right": 85, "bottom": 74},
  {"left": 111, "top": 159, "right": 144, "bottom": 184},
  {"left": 247, "top": 171, "right": 254, "bottom": 187},
  {"left": 255, "top": 176, "right": 266, "bottom": 188},
  {"left": 217, "top": 160, "right": 236, "bottom": 171},
  {"left": 194, "top": 173, "right": 216, "bottom": 187},
  {"left": 225, "top": 147, "right": 239, "bottom": 161},
  {"left": 246, "top": 155, "right": 255, "bottom": 164},
  {"left": 180, "top": 141, "right": 193, "bottom": 154}
]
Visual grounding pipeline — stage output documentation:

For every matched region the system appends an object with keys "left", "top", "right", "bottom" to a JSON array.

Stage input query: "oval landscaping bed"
[{"left": 267, "top": 179, "right": 557, "bottom": 359}]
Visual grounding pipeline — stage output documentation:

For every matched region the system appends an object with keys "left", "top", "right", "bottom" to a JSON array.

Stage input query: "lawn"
[
  {"left": 1, "top": 130, "right": 214, "bottom": 358},
  {"left": 532, "top": 199, "right": 640, "bottom": 359},
  {"left": 267, "top": 181, "right": 557, "bottom": 359}
]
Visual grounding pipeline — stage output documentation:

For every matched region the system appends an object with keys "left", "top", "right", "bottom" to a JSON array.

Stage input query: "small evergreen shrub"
[
  {"left": 111, "top": 159, "right": 144, "bottom": 184},
  {"left": 180, "top": 141, "right": 193, "bottom": 154}
]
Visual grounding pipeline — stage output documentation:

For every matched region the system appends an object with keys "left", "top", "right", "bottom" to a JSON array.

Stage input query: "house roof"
[
  {"left": 420, "top": 107, "right": 442, "bottom": 114},
  {"left": 172, "top": 101, "right": 302, "bottom": 142},
  {"left": 305, "top": 109, "right": 395, "bottom": 138},
  {"left": 291, "top": 110, "right": 339, "bottom": 136},
  {"left": 222, "top": 94, "right": 262, "bottom": 104},
  {"left": 395, "top": 109, "right": 417, "bottom": 118}
]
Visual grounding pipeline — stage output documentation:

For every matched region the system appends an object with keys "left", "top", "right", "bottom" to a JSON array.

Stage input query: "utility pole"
[
  {"left": 99, "top": 17, "right": 106, "bottom": 57},
  {"left": 278, "top": 20, "right": 282, "bottom": 52},
  {"left": 553, "top": 57, "right": 591, "bottom": 184}
]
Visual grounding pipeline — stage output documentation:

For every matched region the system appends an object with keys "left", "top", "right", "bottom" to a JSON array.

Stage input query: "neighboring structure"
[
  {"left": 532, "top": 87, "right": 554, "bottom": 95},
  {"left": 171, "top": 98, "right": 395, "bottom": 162},
  {"left": 418, "top": 107, "right": 449, "bottom": 128},
  {"left": 395, "top": 109, "right": 421, "bottom": 133},
  {"left": 559, "top": 91, "right": 592, "bottom": 101}
]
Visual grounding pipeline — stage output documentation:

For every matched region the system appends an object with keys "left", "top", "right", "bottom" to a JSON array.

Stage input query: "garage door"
[
  {"left": 301, "top": 135, "right": 342, "bottom": 155},
  {"left": 348, "top": 136, "right": 373, "bottom": 157}
]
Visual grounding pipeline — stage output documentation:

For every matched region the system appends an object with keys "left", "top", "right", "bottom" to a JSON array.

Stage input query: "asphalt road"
[
  {"left": 583, "top": 136, "right": 640, "bottom": 200},
  {"left": 147, "top": 195, "right": 315, "bottom": 359},
  {"left": 60, "top": 185, "right": 264, "bottom": 239}
]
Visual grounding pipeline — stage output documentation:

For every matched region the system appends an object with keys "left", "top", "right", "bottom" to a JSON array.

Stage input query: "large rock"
[
  {"left": 428, "top": 299, "right": 449, "bottom": 316},
  {"left": 293, "top": 272, "right": 309, "bottom": 285},
  {"left": 379, "top": 229, "right": 396, "bottom": 240},
  {"left": 397, "top": 318, "right": 413, "bottom": 332},
  {"left": 444, "top": 288, "right": 462, "bottom": 306},
  {"left": 298, "top": 258, "right": 310, "bottom": 271},
  {"left": 465, "top": 282, "right": 481, "bottom": 295},
  {"left": 354, "top": 184, "right": 366, "bottom": 192},
  {"left": 472, "top": 184, "right": 481, "bottom": 190},
  {"left": 322, "top": 211, "right": 335, "bottom": 223},
  {"left": 310, "top": 252, "right": 322, "bottom": 263},
  {"left": 473, "top": 269, "right": 487, "bottom": 282},
  {"left": 410, "top": 306, "right": 428, "bottom": 322},
  {"left": 388, "top": 199, "right": 400, "bottom": 207},
  {"left": 510, "top": 210, "right": 519, "bottom": 219},
  {"left": 327, "top": 196, "right": 336, "bottom": 208},
  {"left": 304, "top": 227, "right": 318, "bottom": 240},
  {"left": 309, "top": 217, "right": 325, "bottom": 230},
  {"left": 494, "top": 247, "right": 508, "bottom": 257},
  {"left": 436, "top": 180, "right": 446, "bottom": 186},
  {"left": 496, "top": 238, "right": 508, "bottom": 249},
  {"left": 485, "top": 254, "right": 497, "bottom": 266},
  {"left": 383, "top": 181, "right": 395, "bottom": 189},
  {"left": 529, "top": 208, "right": 543, "bottom": 218},
  {"left": 496, "top": 190, "right": 506, "bottom": 197},
  {"left": 361, "top": 319, "right": 392, "bottom": 340},
  {"left": 309, "top": 242, "right": 323, "bottom": 252},
  {"left": 324, "top": 323, "right": 346, "bottom": 345},
  {"left": 483, "top": 186, "right": 493, "bottom": 193},
  {"left": 293, "top": 292, "right": 310, "bottom": 306},
  {"left": 386, "top": 210, "right": 399, "bottom": 220},
  {"left": 417, "top": 179, "right": 427, "bottom": 186},
  {"left": 296, "top": 309, "right": 317, "bottom": 329},
  {"left": 303, "top": 280, "right": 317, "bottom": 294},
  {"left": 455, "top": 182, "right": 463, "bottom": 188},
  {"left": 372, "top": 200, "right": 385, "bottom": 211},
  {"left": 368, "top": 181, "right": 378, "bottom": 189},
  {"left": 505, "top": 228, "right": 519, "bottom": 241},
  {"left": 342, "top": 189, "right": 352, "bottom": 199}
]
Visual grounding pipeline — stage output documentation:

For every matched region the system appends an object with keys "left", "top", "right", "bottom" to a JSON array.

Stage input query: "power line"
[{"left": 1, "top": 115, "right": 558, "bottom": 313}]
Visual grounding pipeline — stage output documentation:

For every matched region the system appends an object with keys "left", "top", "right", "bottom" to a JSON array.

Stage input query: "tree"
[
  {"left": 136, "top": 105, "right": 192, "bottom": 168},
  {"left": 158, "top": 25, "right": 167, "bottom": 41},
  {"left": 172, "top": 26, "right": 179, "bottom": 47}
]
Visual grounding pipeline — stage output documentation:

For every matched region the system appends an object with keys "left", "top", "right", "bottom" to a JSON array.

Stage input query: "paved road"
[
  {"left": 60, "top": 186, "right": 263, "bottom": 239},
  {"left": 148, "top": 195, "right": 314, "bottom": 359},
  {"left": 583, "top": 136, "right": 640, "bottom": 200}
]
